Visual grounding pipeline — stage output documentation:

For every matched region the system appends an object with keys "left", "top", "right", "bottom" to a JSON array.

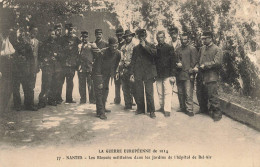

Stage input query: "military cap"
[
  {"left": 202, "top": 31, "right": 213, "bottom": 38},
  {"left": 181, "top": 32, "right": 189, "bottom": 37},
  {"left": 81, "top": 31, "right": 88, "bottom": 37},
  {"left": 122, "top": 30, "right": 135, "bottom": 38},
  {"left": 116, "top": 27, "right": 124, "bottom": 35},
  {"left": 108, "top": 37, "right": 118, "bottom": 45},
  {"left": 54, "top": 23, "right": 62, "bottom": 30},
  {"left": 95, "top": 29, "right": 102, "bottom": 34},
  {"left": 168, "top": 25, "right": 179, "bottom": 34}
]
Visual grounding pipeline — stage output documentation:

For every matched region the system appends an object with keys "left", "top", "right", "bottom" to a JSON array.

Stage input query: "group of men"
[{"left": 1, "top": 22, "right": 223, "bottom": 122}]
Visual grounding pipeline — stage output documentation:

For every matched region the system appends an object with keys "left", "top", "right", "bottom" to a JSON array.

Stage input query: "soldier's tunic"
[{"left": 197, "top": 43, "right": 223, "bottom": 119}]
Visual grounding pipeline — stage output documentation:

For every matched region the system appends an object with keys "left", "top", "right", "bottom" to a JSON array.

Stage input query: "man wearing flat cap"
[
  {"left": 94, "top": 29, "right": 108, "bottom": 49},
  {"left": 117, "top": 30, "right": 136, "bottom": 110},
  {"left": 77, "top": 31, "right": 96, "bottom": 104},
  {"left": 59, "top": 23, "right": 81, "bottom": 103},
  {"left": 129, "top": 29, "right": 157, "bottom": 118},
  {"left": 113, "top": 27, "right": 126, "bottom": 104},
  {"left": 194, "top": 31, "right": 223, "bottom": 121},
  {"left": 92, "top": 37, "right": 122, "bottom": 119}
]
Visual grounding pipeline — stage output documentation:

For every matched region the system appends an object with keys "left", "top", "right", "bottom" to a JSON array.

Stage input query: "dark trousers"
[
  {"left": 78, "top": 71, "right": 95, "bottom": 103},
  {"left": 0, "top": 56, "right": 13, "bottom": 112},
  {"left": 55, "top": 70, "right": 65, "bottom": 102},
  {"left": 63, "top": 67, "right": 75, "bottom": 102},
  {"left": 13, "top": 72, "right": 35, "bottom": 108},
  {"left": 197, "top": 81, "right": 222, "bottom": 118},
  {"left": 122, "top": 76, "right": 134, "bottom": 107},
  {"left": 93, "top": 75, "right": 105, "bottom": 115},
  {"left": 114, "top": 77, "right": 121, "bottom": 103},
  {"left": 38, "top": 67, "right": 55, "bottom": 105},
  {"left": 176, "top": 79, "right": 194, "bottom": 112},
  {"left": 102, "top": 74, "right": 111, "bottom": 109},
  {"left": 133, "top": 78, "right": 155, "bottom": 113}
]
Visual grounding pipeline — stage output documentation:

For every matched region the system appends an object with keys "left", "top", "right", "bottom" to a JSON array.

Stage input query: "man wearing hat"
[
  {"left": 53, "top": 23, "right": 64, "bottom": 104},
  {"left": 77, "top": 31, "right": 96, "bottom": 104},
  {"left": 117, "top": 30, "right": 136, "bottom": 110},
  {"left": 59, "top": 23, "right": 81, "bottom": 103},
  {"left": 114, "top": 27, "right": 126, "bottom": 104},
  {"left": 129, "top": 29, "right": 157, "bottom": 118},
  {"left": 194, "top": 31, "right": 223, "bottom": 121},
  {"left": 175, "top": 32, "right": 199, "bottom": 117},
  {"left": 94, "top": 29, "right": 108, "bottom": 49},
  {"left": 92, "top": 37, "right": 121, "bottom": 119}
]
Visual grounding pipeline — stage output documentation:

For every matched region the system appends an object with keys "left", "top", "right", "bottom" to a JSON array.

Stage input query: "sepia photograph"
[{"left": 0, "top": 0, "right": 259, "bottom": 166}]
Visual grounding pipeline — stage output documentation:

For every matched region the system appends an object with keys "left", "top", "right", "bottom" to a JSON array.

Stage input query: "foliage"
[{"left": 1, "top": 0, "right": 260, "bottom": 98}]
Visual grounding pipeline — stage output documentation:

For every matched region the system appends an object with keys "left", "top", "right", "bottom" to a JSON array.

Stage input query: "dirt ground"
[{"left": 0, "top": 72, "right": 260, "bottom": 167}]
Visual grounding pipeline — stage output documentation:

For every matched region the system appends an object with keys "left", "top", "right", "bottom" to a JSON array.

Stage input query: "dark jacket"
[
  {"left": 176, "top": 44, "right": 199, "bottom": 80},
  {"left": 100, "top": 48, "right": 121, "bottom": 77},
  {"left": 129, "top": 42, "right": 157, "bottom": 80},
  {"left": 199, "top": 43, "right": 223, "bottom": 83},
  {"left": 155, "top": 43, "right": 177, "bottom": 78}
]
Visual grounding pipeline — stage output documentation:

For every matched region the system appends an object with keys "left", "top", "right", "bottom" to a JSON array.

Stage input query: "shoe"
[
  {"left": 99, "top": 113, "right": 107, "bottom": 120},
  {"left": 66, "top": 100, "right": 76, "bottom": 103},
  {"left": 105, "top": 109, "right": 111, "bottom": 113},
  {"left": 213, "top": 116, "right": 222, "bottom": 122},
  {"left": 124, "top": 106, "right": 132, "bottom": 110},
  {"left": 135, "top": 110, "right": 145, "bottom": 115},
  {"left": 164, "top": 111, "right": 171, "bottom": 117},
  {"left": 25, "top": 105, "right": 38, "bottom": 111},
  {"left": 186, "top": 111, "right": 194, "bottom": 117},
  {"left": 150, "top": 112, "right": 156, "bottom": 118}
]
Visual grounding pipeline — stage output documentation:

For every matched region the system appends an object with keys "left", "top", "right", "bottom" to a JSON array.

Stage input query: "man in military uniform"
[
  {"left": 38, "top": 29, "right": 61, "bottom": 108},
  {"left": 77, "top": 31, "right": 96, "bottom": 104},
  {"left": 53, "top": 23, "right": 64, "bottom": 104},
  {"left": 60, "top": 23, "right": 80, "bottom": 103},
  {"left": 94, "top": 29, "right": 108, "bottom": 49},
  {"left": 175, "top": 33, "right": 199, "bottom": 116},
  {"left": 117, "top": 30, "right": 136, "bottom": 110},
  {"left": 114, "top": 27, "right": 125, "bottom": 104},
  {"left": 129, "top": 29, "right": 157, "bottom": 118},
  {"left": 195, "top": 31, "right": 223, "bottom": 121},
  {"left": 154, "top": 31, "right": 177, "bottom": 117},
  {"left": 12, "top": 31, "right": 38, "bottom": 111}
]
